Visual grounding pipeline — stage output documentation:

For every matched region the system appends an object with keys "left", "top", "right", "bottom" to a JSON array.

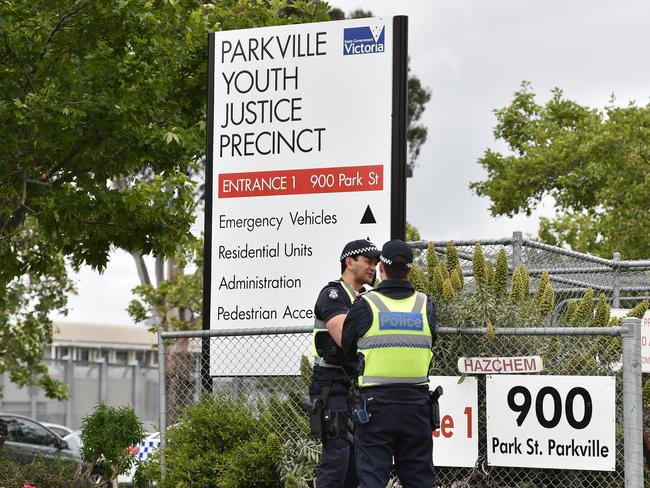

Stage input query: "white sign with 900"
[{"left": 486, "top": 375, "right": 616, "bottom": 471}]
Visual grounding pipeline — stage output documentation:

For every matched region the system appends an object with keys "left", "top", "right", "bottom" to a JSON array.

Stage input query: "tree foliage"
[
  {"left": 139, "top": 394, "right": 307, "bottom": 488},
  {"left": 471, "top": 82, "right": 650, "bottom": 259},
  {"left": 0, "top": 221, "right": 72, "bottom": 398},
  {"left": 80, "top": 403, "right": 145, "bottom": 483},
  {"left": 1, "top": 1, "right": 211, "bottom": 280},
  {"left": 1, "top": 0, "right": 213, "bottom": 395},
  {"left": 128, "top": 238, "right": 204, "bottom": 332},
  {"left": 1, "top": 0, "right": 333, "bottom": 394}
]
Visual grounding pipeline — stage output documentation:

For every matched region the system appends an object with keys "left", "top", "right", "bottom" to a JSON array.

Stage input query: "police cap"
[
  {"left": 379, "top": 239, "right": 414, "bottom": 266},
  {"left": 339, "top": 239, "right": 380, "bottom": 262}
]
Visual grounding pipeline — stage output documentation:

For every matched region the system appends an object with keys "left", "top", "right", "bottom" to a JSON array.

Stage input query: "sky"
[{"left": 54, "top": 0, "right": 650, "bottom": 325}]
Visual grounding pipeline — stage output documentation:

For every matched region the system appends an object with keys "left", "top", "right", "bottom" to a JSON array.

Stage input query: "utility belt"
[
  {"left": 314, "top": 357, "right": 345, "bottom": 369},
  {"left": 348, "top": 384, "right": 444, "bottom": 429},
  {"left": 308, "top": 383, "right": 354, "bottom": 444}
]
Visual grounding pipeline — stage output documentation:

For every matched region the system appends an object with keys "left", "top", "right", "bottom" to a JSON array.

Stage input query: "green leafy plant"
[
  {"left": 471, "top": 81, "right": 650, "bottom": 259},
  {"left": 141, "top": 394, "right": 288, "bottom": 488},
  {"left": 80, "top": 403, "right": 145, "bottom": 484},
  {"left": 0, "top": 456, "right": 90, "bottom": 488},
  {"left": 279, "top": 437, "right": 321, "bottom": 488}
]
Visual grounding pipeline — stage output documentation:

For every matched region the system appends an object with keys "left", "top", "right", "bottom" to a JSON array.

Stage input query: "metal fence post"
[
  {"left": 613, "top": 252, "right": 621, "bottom": 308},
  {"left": 158, "top": 328, "right": 167, "bottom": 480},
  {"left": 29, "top": 386, "right": 37, "bottom": 419},
  {"left": 621, "top": 317, "right": 643, "bottom": 487},
  {"left": 64, "top": 356, "right": 74, "bottom": 427},
  {"left": 98, "top": 358, "right": 108, "bottom": 403},
  {"left": 132, "top": 361, "right": 141, "bottom": 419},
  {"left": 512, "top": 231, "right": 523, "bottom": 268}
]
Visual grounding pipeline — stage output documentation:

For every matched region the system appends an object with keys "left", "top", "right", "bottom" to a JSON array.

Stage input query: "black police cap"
[
  {"left": 339, "top": 239, "right": 380, "bottom": 262},
  {"left": 379, "top": 239, "right": 414, "bottom": 266}
]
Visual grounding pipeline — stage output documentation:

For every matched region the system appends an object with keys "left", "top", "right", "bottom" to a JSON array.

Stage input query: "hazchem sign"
[
  {"left": 486, "top": 375, "right": 616, "bottom": 471},
  {"left": 204, "top": 17, "right": 407, "bottom": 331},
  {"left": 458, "top": 356, "right": 543, "bottom": 374},
  {"left": 430, "top": 376, "right": 479, "bottom": 468}
]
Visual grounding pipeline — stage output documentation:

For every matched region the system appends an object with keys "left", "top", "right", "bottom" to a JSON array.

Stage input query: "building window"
[
  {"left": 152, "top": 351, "right": 158, "bottom": 365},
  {"left": 135, "top": 351, "right": 147, "bottom": 366},
  {"left": 77, "top": 349, "right": 90, "bottom": 362},
  {"left": 56, "top": 347, "right": 70, "bottom": 360},
  {"left": 99, "top": 349, "right": 109, "bottom": 362},
  {"left": 115, "top": 351, "right": 128, "bottom": 365}
]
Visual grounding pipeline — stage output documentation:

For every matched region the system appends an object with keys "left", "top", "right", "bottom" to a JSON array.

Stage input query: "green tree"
[
  {"left": 1, "top": 0, "right": 210, "bottom": 396},
  {"left": 1, "top": 0, "right": 332, "bottom": 396},
  {"left": 80, "top": 403, "right": 145, "bottom": 484},
  {"left": 0, "top": 223, "right": 73, "bottom": 398},
  {"left": 471, "top": 82, "right": 650, "bottom": 259}
]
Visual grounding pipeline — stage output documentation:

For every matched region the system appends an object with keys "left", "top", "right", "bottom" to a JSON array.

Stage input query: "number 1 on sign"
[
  {"left": 464, "top": 406, "right": 473, "bottom": 438},
  {"left": 433, "top": 406, "right": 473, "bottom": 439}
]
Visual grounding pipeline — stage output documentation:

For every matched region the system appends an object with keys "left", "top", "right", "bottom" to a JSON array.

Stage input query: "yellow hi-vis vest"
[
  {"left": 357, "top": 291, "right": 432, "bottom": 387},
  {"left": 311, "top": 280, "right": 357, "bottom": 363}
]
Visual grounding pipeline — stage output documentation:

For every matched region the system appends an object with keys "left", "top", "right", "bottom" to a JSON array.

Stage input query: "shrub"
[
  {"left": 143, "top": 394, "right": 287, "bottom": 488},
  {"left": 80, "top": 403, "right": 145, "bottom": 484},
  {"left": 279, "top": 437, "right": 320, "bottom": 488},
  {"left": 0, "top": 456, "right": 91, "bottom": 488}
]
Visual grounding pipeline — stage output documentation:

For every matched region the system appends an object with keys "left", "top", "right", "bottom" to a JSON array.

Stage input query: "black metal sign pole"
[
  {"left": 391, "top": 16, "right": 408, "bottom": 241},
  {"left": 201, "top": 33, "right": 216, "bottom": 394}
]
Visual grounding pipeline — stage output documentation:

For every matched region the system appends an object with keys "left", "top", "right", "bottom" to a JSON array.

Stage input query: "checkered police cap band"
[
  {"left": 379, "top": 254, "right": 413, "bottom": 267},
  {"left": 340, "top": 245, "right": 378, "bottom": 261}
]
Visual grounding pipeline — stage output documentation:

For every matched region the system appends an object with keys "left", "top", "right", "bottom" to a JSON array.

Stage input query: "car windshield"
[{"left": 63, "top": 430, "right": 82, "bottom": 452}]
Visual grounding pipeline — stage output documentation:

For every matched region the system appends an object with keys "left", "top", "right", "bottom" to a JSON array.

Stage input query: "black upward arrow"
[{"left": 360, "top": 205, "right": 376, "bottom": 224}]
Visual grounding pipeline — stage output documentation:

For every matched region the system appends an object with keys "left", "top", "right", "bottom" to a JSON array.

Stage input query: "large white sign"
[
  {"left": 611, "top": 308, "right": 650, "bottom": 372},
  {"left": 206, "top": 18, "right": 399, "bottom": 330},
  {"left": 486, "top": 375, "right": 616, "bottom": 471},
  {"left": 430, "top": 376, "right": 479, "bottom": 468}
]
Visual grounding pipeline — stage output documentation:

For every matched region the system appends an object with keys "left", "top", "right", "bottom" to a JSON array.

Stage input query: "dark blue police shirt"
[
  {"left": 341, "top": 279, "right": 437, "bottom": 403},
  {"left": 315, "top": 279, "right": 354, "bottom": 323},
  {"left": 310, "top": 279, "right": 359, "bottom": 395}
]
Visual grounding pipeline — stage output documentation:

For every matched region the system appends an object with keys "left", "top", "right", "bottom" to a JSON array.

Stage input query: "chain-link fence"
[
  {"left": 410, "top": 233, "right": 650, "bottom": 315},
  {"left": 157, "top": 320, "right": 643, "bottom": 487},
  {"left": 0, "top": 359, "right": 159, "bottom": 430},
  {"left": 157, "top": 235, "right": 650, "bottom": 486}
]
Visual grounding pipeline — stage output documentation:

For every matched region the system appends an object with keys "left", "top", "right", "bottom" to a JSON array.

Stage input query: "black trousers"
[
  {"left": 355, "top": 402, "right": 434, "bottom": 488},
  {"left": 318, "top": 410, "right": 357, "bottom": 488},
  {"left": 310, "top": 372, "right": 357, "bottom": 488}
]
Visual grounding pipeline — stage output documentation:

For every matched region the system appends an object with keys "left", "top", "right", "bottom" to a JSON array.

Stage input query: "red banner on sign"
[{"left": 218, "top": 164, "right": 383, "bottom": 198}]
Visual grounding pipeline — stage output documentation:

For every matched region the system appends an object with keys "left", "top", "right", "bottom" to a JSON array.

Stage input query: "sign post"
[{"left": 203, "top": 17, "right": 408, "bottom": 379}]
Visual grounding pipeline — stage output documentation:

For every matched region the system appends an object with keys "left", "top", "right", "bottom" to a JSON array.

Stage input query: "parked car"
[
  {"left": 42, "top": 422, "right": 74, "bottom": 438},
  {"left": 0, "top": 413, "right": 106, "bottom": 485}
]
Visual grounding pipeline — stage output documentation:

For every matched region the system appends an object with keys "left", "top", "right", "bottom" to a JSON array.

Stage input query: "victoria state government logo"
[{"left": 343, "top": 24, "right": 385, "bottom": 55}]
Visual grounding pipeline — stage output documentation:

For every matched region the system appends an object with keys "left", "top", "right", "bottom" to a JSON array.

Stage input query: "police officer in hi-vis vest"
[
  {"left": 309, "top": 239, "right": 380, "bottom": 488},
  {"left": 342, "top": 239, "right": 437, "bottom": 488}
]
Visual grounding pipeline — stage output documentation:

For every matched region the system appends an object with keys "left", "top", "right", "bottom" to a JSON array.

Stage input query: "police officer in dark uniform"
[
  {"left": 342, "top": 239, "right": 437, "bottom": 488},
  {"left": 310, "top": 239, "right": 380, "bottom": 488}
]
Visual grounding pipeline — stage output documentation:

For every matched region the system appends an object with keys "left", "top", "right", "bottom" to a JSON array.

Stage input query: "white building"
[
  {"left": 46, "top": 321, "right": 158, "bottom": 367},
  {"left": 0, "top": 321, "right": 159, "bottom": 430}
]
